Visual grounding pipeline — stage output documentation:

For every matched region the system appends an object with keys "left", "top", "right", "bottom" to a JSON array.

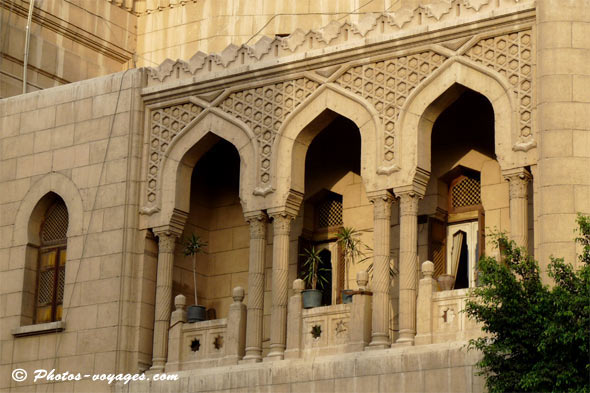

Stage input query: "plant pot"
[
  {"left": 341, "top": 290, "right": 354, "bottom": 304},
  {"left": 437, "top": 274, "right": 455, "bottom": 291},
  {"left": 302, "top": 289, "right": 323, "bottom": 309},
  {"left": 187, "top": 305, "right": 207, "bottom": 322}
]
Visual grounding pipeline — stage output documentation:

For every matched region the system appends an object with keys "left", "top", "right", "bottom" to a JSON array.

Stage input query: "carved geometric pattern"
[
  {"left": 335, "top": 51, "right": 447, "bottom": 162},
  {"left": 220, "top": 78, "right": 319, "bottom": 185},
  {"left": 451, "top": 177, "right": 481, "bottom": 208},
  {"left": 464, "top": 30, "right": 533, "bottom": 144},
  {"left": 147, "top": 102, "right": 204, "bottom": 203}
]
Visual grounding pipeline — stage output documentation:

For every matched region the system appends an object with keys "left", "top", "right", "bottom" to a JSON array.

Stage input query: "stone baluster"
[
  {"left": 150, "top": 231, "right": 179, "bottom": 371},
  {"left": 285, "top": 279, "right": 305, "bottom": 359},
  {"left": 396, "top": 191, "right": 420, "bottom": 345},
  {"left": 347, "top": 271, "right": 373, "bottom": 352},
  {"left": 503, "top": 168, "right": 532, "bottom": 250},
  {"left": 367, "top": 190, "right": 395, "bottom": 349},
  {"left": 242, "top": 212, "right": 268, "bottom": 363},
  {"left": 166, "top": 294, "right": 187, "bottom": 371},
  {"left": 266, "top": 211, "right": 296, "bottom": 360},
  {"left": 222, "top": 287, "right": 247, "bottom": 365},
  {"left": 415, "top": 261, "right": 437, "bottom": 345}
]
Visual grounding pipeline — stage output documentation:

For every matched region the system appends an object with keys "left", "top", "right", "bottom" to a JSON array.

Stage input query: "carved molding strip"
[{"left": 463, "top": 30, "right": 535, "bottom": 150}]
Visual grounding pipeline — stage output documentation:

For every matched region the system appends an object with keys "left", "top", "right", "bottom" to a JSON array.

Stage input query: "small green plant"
[
  {"left": 300, "top": 246, "right": 330, "bottom": 290},
  {"left": 337, "top": 227, "right": 370, "bottom": 289},
  {"left": 183, "top": 233, "right": 207, "bottom": 305}
]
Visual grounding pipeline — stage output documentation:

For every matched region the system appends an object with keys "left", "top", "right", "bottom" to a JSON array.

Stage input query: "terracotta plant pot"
[
  {"left": 437, "top": 274, "right": 455, "bottom": 291},
  {"left": 187, "top": 305, "right": 207, "bottom": 322},
  {"left": 302, "top": 289, "right": 323, "bottom": 309}
]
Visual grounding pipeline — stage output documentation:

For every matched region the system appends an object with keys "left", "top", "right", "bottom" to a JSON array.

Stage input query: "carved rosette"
[
  {"left": 464, "top": 30, "right": 534, "bottom": 149},
  {"left": 219, "top": 78, "right": 319, "bottom": 189},
  {"left": 146, "top": 102, "right": 204, "bottom": 206},
  {"left": 335, "top": 51, "right": 447, "bottom": 163}
]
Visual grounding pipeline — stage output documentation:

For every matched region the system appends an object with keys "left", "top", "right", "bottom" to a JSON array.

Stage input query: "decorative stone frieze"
[
  {"left": 335, "top": 52, "right": 447, "bottom": 163},
  {"left": 146, "top": 103, "right": 204, "bottom": 207},
  {"left": 219, "top": 79, "right": 319, "bottom": 190},
  {"left": 464, "top": 29, "right": 535, "bottom": 151}
]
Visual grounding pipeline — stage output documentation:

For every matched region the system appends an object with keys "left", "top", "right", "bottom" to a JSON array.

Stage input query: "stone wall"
[
  {"left": 117, "top": 341, "right": 485, "bottom": 393},
  {"left": 0, "top": 69, "right": 145, "bottom": 392},
  {"left": 0, "top": 0, "right": 137, "bottom": 98}
]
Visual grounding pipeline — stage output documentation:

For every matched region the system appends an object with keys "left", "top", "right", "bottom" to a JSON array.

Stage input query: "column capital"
[
  {"left": 269, "top": 212, "right": 296, "bottom": 235},
  {"left": 368, "top": 190, "right": 395, "bottom": 220},
  {"left": 503, "top": 167, "right": 532, "bottom": 199},
  {"left": 245, "top": 211, "right": 268, "bottom": 239},
  {"left": 397, "top": 192, "right": 420, "bottom": 217},
  {"left": 154, "top": 231, "right": 178, "bottom": 253}
]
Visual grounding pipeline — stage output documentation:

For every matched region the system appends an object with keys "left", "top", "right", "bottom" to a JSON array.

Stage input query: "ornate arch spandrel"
[{"left": 146, "top": 110, "right": 258, "bottom": 230}]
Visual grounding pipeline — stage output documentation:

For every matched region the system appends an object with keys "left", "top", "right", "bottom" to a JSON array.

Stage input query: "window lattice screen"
[
  {"left": 41, "top": 202, "right": 68, "bottom": 244},
  {"left": 317, "top": 199, "right": 343, "bottom": 228},
  {"left": 38, "top": 270, "right": 54, "bottom": 305},
  {"left": 451, "top": 177, "right": 481, "bottom": 208}
]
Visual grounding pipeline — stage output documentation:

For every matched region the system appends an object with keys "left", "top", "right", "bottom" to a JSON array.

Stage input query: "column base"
[
  {"left": 367, "top": 333, "right": 390, "bottom": 350},
  {"left": 391, "top": 341, "right": 413, "bottom": 348},
  {"left": 146, "top": 362, "right": 165, "bottom": 375},
  {"left": 396, "top": 330, "right": 415, "bottom": 346},
  {"left": 264, "top": 348, "right": 285, "bottom": 361},
  {"left": 240, "top": 354, "right": 262, "bottom": 364}
]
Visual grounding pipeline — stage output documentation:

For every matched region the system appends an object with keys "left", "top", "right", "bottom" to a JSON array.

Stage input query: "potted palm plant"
[
  {"left": 300, "top": 246, "right": 330, "bottom": 308},
  {"left": 183, "top": 233, "right": 207, "bottom": 322},
  {"left": 337, "top": 227, "right": 369, "bottom": 303}
]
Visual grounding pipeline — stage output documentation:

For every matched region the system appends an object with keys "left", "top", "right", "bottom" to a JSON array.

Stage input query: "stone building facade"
[{"left": 1, "top": 0, "right": 589, "bottom": 392}]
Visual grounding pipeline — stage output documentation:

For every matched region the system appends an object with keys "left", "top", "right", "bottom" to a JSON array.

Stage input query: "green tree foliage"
[{"left": 465, "top": 214, "right": 590, "bottom": 393}]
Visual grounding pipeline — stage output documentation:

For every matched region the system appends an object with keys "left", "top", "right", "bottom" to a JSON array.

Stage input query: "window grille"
[
  {"left": 36, "top": 200, "right": 68, "bottom": 324},
  {"left": 317, "top": 198, "right": 343, "bottom": 228},
  {"left": 451, "top": 177, "right": 481, "bottom": 209}
]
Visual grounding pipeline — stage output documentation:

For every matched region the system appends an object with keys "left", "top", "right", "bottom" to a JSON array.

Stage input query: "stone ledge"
[{"left": 11, "top": 321, "right": 66, "bottom": 337}]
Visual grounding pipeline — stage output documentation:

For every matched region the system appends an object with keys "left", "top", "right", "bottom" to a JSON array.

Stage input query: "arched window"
[{"left": 35, "top": 199, "right": 68, "bottom": 324}]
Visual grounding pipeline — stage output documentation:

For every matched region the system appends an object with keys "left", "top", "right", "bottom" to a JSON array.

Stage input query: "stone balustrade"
[
  {"left": 285, "top": 272, "right": 373, "bottom": 359},
  {"left": 166, "top": 287, "right": 247, "bottom": 371},
  {"left": 415, "top": 261, "right": 482, "bottom": 345}
]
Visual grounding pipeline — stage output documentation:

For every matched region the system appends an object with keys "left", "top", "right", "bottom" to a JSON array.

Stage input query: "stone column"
[
  {"left": 503, "top": 168, "right": 532, "bottom": 250},
  {"left": 242, "top": 212, "right": 268, "bottom": 363},
  {"left": 150, "top": 231, "right": 178, "bottom": 371},
  {"left": 265, "top": 211, "right": 296, "bottom": 360},
  {"left": 367, "top": 190, "right": 395, "bottom": 349},
  {"left": 396, "top": 191, "right": 420, "bottom": 345}
]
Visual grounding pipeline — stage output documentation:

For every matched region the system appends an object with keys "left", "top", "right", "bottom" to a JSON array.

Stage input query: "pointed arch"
[
  {"left": 152, "top": 109, "right": 257, "bottom": 229},
  {"left": 395, "top": 58, "right": 523, "bottom": 186},
  {"left": 271, "top": 84, "right": 385, "bottom": 205},
  {"left": 13, "top": 173, "right": 84, "bottom": 248}
]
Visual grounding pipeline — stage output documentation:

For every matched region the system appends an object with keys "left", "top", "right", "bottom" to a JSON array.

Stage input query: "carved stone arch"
[
  {"left": 394, "top": 57, "right": 526, "bottom": 188},
  {"left": 271, "top": 83, "right": 386, "bottom": 206},
  {"left": 150, "top": 109, "right": 258, "bottom": 229},
  {"left": 13, "top": 172, "right": 84, "bottom": 248}
]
